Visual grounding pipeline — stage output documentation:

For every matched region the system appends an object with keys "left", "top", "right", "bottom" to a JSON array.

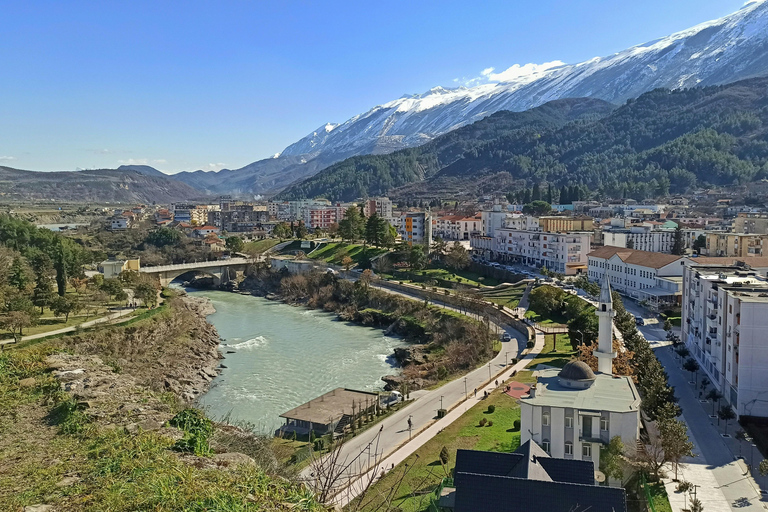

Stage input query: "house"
[
  {"left": 192, "top": 225, "right": 220, "bottom": 238},
  {"left": 98, "top": 258, "right": 140, "bottom": 278},
  {"left": 110, "top": 216, "right": 131, "bottom": 230},
  {"left": 275, "top": 388, "right": 380, "bottom": 439},
  {"left": 439, "top": 441, "right": 627, "bottom": 512},
  {"left": 520, "top": 278, "right": 640, "bottom": 471}
]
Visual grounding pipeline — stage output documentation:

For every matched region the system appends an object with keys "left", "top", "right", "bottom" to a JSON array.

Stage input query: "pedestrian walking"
[
  {"left": 407, "top": 417, "right": 412, "bottom": 430},
  {"left": 474, "top": 388, "right": 477, "bottom": 397},
  {"left": 495, "top": 379, "right": 499, "bottom": 387}
]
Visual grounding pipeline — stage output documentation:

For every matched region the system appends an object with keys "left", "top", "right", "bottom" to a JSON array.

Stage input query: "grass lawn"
[
  {"left": 352, "top": 388, "right": 521, "bottom": 512},
  {"left": 524, "top": 308, "right": 569, "bottom": 326},
  {"left": 244, "top": 238, "right": 280, "bottom": 254},
  {"left": 479, "top": 283, "right": 527, "bottom": 308},
  {"left": 393, "top": 268, "right": 500, "bottom": 288},
  {"left": 527, "top": 333, "right": 577, "bottom": 370},
  {"left": 647, "top": 482, "right": 673, "bottom": 512},
  {"left": 308, "top": 243, "right": 388, "bottom": 265}
]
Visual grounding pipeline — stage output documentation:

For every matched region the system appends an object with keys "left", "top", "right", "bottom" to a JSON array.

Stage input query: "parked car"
[
  {"left": 635, "top": 316, "right": 645, "bottom": 326},
  {"left": 501, "top": 332, "right": 512, "bottom": 341}
]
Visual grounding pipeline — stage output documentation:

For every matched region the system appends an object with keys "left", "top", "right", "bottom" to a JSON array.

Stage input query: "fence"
[{"left": 640, "top": 472, "right": 657, "bottom": 512}]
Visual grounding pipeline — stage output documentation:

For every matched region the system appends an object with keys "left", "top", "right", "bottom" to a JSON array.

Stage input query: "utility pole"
[
  {"left": 505, "top": 352, "right": 509, "bottom": 367},
  {"left": 463, "top": 377, "right": 467, "bottom": 400},
  {"left": 488, "top": 362, "right": 492, "bottom": 380},
  {"left": 440, "top": 395, "right": 444, "bottom": 410}
]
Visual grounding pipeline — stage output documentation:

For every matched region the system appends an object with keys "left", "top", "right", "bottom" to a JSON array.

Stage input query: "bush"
[
  {"left": 487, "top": 405, "right": 495, "bottom": 414},
  {"left": 168, "top": 408, "right": 214, "bottom": 456},
  {"left": 479, "top": 418, "right": 487, "bottom": 427},
  {"left": 513, "top": 419, "right": 521, "bottom": 431},
  {"left": 676, "top": 481, "right": 692, "bottom": 493},
  {"left": 487, "top": 420, "right": 493, "bottom": 427},
  {"left": 439, "top": 446, "right": 450, "bottom": 465}
]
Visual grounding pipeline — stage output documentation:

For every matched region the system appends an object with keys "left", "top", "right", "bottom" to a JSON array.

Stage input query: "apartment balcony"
[
  {"left": 707, "top": 297, "right": 719, "bottom": 309},
  {"left": 708, "top": 328, "right": 718, "bottom": 336}
]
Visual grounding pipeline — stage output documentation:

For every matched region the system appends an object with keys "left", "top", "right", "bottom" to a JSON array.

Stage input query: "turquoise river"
[{"left": 185, "top": 288, "right": 405, "bottom": 433}]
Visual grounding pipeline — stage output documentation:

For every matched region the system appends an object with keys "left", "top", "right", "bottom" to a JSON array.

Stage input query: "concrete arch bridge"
[{"left": 140, "top": 258, "right": 250, "bottom": 287}]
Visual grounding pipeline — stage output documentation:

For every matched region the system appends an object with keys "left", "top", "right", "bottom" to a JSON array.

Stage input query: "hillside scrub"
[{"left": 0, "top": 346, "right": 325, "bottom": 512}]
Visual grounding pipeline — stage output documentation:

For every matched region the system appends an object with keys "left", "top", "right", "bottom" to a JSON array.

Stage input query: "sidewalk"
[
  {"left": 333, "top": 331, "right": 545, "bottom": 508},
  {"left": 0, "top": 307, "right": 137, "bottom": 347},
  {"left": 655, "top": 343, "right": 765, "bottom": 511}
]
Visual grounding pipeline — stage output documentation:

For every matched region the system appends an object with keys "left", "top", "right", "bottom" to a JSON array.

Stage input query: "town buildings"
[
  {"left": 433, "top": 214, "right": 482, "bottom": 241},
  {"left": 363, "top": 197, "right": 395, "bottom": 224},
  {"left": 587, "top": 246, "right": 686, "bottom": 304},
  {"left": 733, "top": 213, "right": 768, "bottom": 234},
  {"left": 471, "top": 211, "right": 592, "bottom": 275},
  {"left": 521, "top": 277, "right": 641, "bottom": 467},
  {"left": 682, "top": 264, "right": 768, "bottom": 418},
  {"left": 703, "top": 232, "right": 768, "bottom": 258},
  {"left": 399, "top": 211, "right": 432, "bottom": 246},
  {"left": 601, "top": 218, "right": 677, "bottom": 253}
]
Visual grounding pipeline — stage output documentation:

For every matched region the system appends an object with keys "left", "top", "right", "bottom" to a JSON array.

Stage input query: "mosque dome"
[{"left": 558, "top": 361, "right": 597, "bottom": 388}]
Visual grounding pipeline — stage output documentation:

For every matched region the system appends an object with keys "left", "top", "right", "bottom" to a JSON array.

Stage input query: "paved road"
[
  {"left": 624, "top": 298, "right": 766, "bottom": 512},
  {"left": 301, "top": 282, "right": 530, "bottom": 501},
  {"left": 0, "top": 307, "right": 138, "bottom": 347}
]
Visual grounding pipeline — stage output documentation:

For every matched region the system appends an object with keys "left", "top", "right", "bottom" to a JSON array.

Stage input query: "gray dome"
[{"left": 558, "top": 361, "right": 596, "bottom": 382}]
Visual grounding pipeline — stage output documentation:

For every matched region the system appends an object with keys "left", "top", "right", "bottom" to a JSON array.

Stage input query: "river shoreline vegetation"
[{"left": 240, "top": 266, "right": 497, "bottom": 389}]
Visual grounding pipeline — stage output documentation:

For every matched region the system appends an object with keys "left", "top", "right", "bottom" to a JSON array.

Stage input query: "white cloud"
[
  {"left": 205, "top": 163, "right": 227, "bottom": 170},
  {"left": 484, "top": 60, "right": 565, "bottom": 83},
  {"left": 118, "top": 158, "right": 149, "bottom": 165},
  {"left": 153, "top": 159, "right": 167, "bottom": 164},
  {"left": 0, "top": 156, "right": 15, "bottom": 162}
]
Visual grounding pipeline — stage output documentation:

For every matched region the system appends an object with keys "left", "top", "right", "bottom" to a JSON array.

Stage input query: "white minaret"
[{"left": 595, "top": 275, "right": 617, "bottom": 374}]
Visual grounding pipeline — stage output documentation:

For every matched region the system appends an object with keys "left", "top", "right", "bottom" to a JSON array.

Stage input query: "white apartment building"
[
  {"left": 587, "top": 246, "right": 687, "bottom": 304},
  {"left": 682, "top": 265, "right": 768, "bottom": 418},
  {"left": 603, "top": 227, "right": 676, "bottom": 253},
  {"left": 399, "top": 212, "right": 432, "bottom": 246},
  {"left": 433, "top": 215, "right": 482, "bottom": 241},
  {"left": 522, "top": 278, "right": 640, "bottom": 466},
  {"left": 472, "top": 226, "right": 591, "bottom": 275}
]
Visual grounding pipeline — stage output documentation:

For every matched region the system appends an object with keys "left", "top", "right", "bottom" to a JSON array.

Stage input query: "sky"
[{"left": 0, "top": 0, "right": 751, "bottom": 174}]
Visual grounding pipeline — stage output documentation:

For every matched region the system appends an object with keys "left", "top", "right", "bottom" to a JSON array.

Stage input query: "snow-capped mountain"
[
  {"left": 173, "top": 0, "right": 768, "bottom": 195},
  {"left": 281, "top": 0, "right": 768, "bottom": 161}
]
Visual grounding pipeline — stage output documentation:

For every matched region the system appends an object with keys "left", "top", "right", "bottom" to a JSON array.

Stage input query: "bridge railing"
[{"left": 140, "top": 258, "right": 250, "bottom": 273}]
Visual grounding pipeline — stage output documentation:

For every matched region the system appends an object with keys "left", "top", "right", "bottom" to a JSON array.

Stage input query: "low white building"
[
  {"left": 682, "top": 264, "right": 768, "bottom": 418},
  {"left": 603, "top": 227, "right": 676, "bottom": 253},
  {"left": 587, "top": 246, "right": 687, "bottom": 304},
  {"left": 521, "top": 278, "right": 640, "bottom": 465}
]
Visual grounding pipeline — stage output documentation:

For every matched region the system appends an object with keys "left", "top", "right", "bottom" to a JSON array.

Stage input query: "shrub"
[
  {"left": 676, "top": 481, "right": 692, "bottom": 493},
  {"left": 487, "top": 420, "right": 493, "bottom": 427},
  {"left": 479, "top": 418, "right": 487, "bottom": 427},
  {"left": 513, "top": 419, "right": 521, "bottom": 431},
  {"left": 487, "top": 405, "right": 495, "bottom": 414},
  {"left": 439, "top": 446, "right": 450, "bottom": 465},
  {"left": 168, "top": 408, "right": 214, "bottom": 456}
]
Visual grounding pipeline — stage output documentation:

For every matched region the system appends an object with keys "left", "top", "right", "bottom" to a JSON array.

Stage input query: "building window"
[
  {"left": 600, "top": 418, "right": 609, "bottom": 431},
  {"left": 582, "top": 444, "right": 592, "bottom": 459},
  {"left": 542, "top": 412, "right": 550, "bottom": 426},
  {"left": 542, "top": 440, "right": 550, "bottom": 453},
  {"left": 565, "top": 416, "right": 573, "bottom": 428},
  {"left": 565, "top": 442, "right": 573, "bottom": 456}
]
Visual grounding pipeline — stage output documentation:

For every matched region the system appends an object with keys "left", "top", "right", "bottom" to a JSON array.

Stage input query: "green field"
[
  {"left": 355, "top": 387, "right": 522, "bottom": 511},
  {"left": 528, "top": 333, "right": 577, "bottom": 369},
  {"left": 244, "top": 238, "right": 280, "bottom": 254},
  {"left": 307, "top": 243, "right": 388, "bottom": 265},
  {"left": 479, "top": 282, "right": 527, "bottom": 307},
  {"left": 392, "top": 267, "right": 500, "bottom": 288}
]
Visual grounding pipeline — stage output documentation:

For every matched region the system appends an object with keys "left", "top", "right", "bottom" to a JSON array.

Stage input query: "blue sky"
[{"left": 0, "top": 0, "right": 749, "bottom": 173}]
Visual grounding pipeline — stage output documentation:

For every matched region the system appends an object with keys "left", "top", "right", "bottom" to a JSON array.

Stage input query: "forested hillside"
[
  {"left": 279, "top": 78, "right": 768, "bottom": 201},
  {"left": 278, "top": 98, "right": 614, "bottom": 201}
]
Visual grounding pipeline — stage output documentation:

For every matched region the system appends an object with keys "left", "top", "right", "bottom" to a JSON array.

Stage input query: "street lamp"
[
  {"left": 505, "top": 352, "right": 509, "bottom": 367},
  {"left": 463, "top": 377, "right": 468, "bottom": 400},
  {"left": 488, "top": 362, "right": 492, "bottom": 380},
  {"left": 575, "top": 329, "right": 585, "bottom": 347},
  {"left": 440, "top": 395, "right": 444, "bottom": 410}
]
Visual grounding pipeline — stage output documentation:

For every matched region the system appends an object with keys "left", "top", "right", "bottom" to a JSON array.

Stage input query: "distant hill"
[
  {"left": 116, "top": 164, "right": 168, "bottom": 178},
  {"left": 278, "top": 78, "right": 768, "bottom": 201},
  {"left": 0, "top": 167, "right": 204, "bottom": 203}
]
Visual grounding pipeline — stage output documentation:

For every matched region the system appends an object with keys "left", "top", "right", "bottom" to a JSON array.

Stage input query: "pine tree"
[
  {"left": 671, "top": 226, "right": 685, "bottom": 255},
  {"left": 532, "top": 183, "right": 541, "bottom": 201},
  {"left": 547, "top": 183, "right": 553, "bottom": 204}
]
